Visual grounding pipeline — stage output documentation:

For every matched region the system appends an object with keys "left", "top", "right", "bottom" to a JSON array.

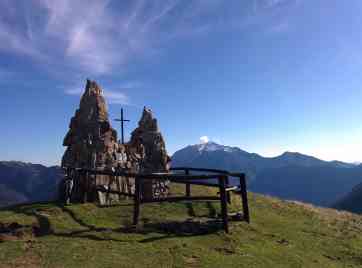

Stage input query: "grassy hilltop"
[{"left": 0, "top": 185, "right": 362, "bottom": 268}]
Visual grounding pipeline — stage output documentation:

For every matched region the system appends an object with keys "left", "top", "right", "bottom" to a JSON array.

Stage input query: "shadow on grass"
[
  {"left": 10, "top": 204, "right": 54, "bottom": 236},
  {"left": 58, "top": 205, "right": 96, "bottom": 230},
  {"left": 95, "top": 202, "right": 134, "bottom": 208},
  {"left": 8, "top": 201, "right": 223, "bottom": 243},
  {"left": 206, "top": 201, "right": 217, "bottom": 218},
  {"left": 185, "top": 202, "right": 196, "bottom": 217},
  {"left": 184, "top": 201, "right": 217, "bottom": 218},
  {"left": 138, "top": 219, "right": 223, "bottom": 243}
]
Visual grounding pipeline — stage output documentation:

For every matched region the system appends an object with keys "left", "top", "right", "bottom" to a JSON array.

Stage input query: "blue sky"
[{"left": 1, "top": 0, "right": 362, "bottom": 165}]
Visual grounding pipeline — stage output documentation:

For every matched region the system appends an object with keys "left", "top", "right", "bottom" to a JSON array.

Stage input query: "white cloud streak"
[
  {"left": 0, "top": 0, "right": 300, "bottom": 76},
  {"left": 104, "top": 91, "right": 129, "bottom": 105}
]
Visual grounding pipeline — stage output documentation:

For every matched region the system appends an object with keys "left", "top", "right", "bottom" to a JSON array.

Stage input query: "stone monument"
[{"left": 60, "top": 80, "right": 170, "bottom": 203}]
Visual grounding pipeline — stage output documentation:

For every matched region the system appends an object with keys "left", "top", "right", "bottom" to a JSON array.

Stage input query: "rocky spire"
[
  {"left": 129, "top": 107, "right": 170, "bottom": 198},
  {"left": 129, "top": 107, "right": 170, "bottom": 173},
  {"left": 61, "top": 79, "right": 118, "bottom": 169}
]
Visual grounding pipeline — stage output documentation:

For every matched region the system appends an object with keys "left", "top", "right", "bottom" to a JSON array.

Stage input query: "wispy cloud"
[
  {"left": 104, "top": 90, "right": 129, "bottom": 105},
  {"left": 0, "top": 0, "right": 300, "bottom": 76},
  {"left": 64, "top": 80, "right": 140, "bottom": 105},
  {"left": 0, "top": 20, "right": 42, "bottom": 58}
]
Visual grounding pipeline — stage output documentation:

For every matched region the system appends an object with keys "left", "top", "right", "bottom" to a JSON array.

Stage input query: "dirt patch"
[
  {"left": 276, "top": 238, "right": 289, "bottom": 245},
  {"left": 0, "top": 222, "right": 40, "bottom": 242},
  {"left": 0, "top": 224, "right": 42, "bottom": 268},
  {"left": 0, "top": 252, "right": 42, "bottom": 268},
  {"left": 183, "top": 255, "right": 200, "bottom": 267}
]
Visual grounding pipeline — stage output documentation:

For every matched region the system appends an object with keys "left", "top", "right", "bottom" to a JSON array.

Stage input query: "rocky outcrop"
[
  {"left": 129, "top": 107, "right": 170, "bottom": 173},
  {"left": 129, "top": 107, "right": 171, "bottom": 199}
]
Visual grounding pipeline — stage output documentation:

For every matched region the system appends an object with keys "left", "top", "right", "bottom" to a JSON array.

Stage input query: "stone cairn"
[{"left": 60, "top": 79, "right": 170, "bottom": 204}]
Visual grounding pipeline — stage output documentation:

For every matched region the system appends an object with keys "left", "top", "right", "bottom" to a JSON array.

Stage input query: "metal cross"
[{"left": 114, "top": 108, "right": 130, "bottom": 144}]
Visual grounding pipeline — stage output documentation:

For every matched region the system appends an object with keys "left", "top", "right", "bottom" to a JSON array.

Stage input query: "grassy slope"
[{"left": 0, "top": 185, "right": 362, "bottom": 268}]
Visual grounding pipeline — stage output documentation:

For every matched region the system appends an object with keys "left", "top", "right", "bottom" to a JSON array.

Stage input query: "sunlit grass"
[{"left": 0, "top": 185, "right": 361, "bottom": 267}]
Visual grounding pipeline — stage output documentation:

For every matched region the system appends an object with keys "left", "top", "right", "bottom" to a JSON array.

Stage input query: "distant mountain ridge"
[
  {"left": 172, "top": 142, "right": 356, "bottom": 179},
  {"left": 0, "top": 161, "right": 63, "bottom": 207},
  {"left": 172, "top": 142, "right": 362, "bottom": 207},
  {"left": 1, "top": 144, "right": 362, "bottom": 212}
]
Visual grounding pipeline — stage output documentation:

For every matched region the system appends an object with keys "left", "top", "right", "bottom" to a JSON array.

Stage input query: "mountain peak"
[
  {"left": 196, "top": 141, "right": 242, "bottom": 153},
  {"left": 278, "top": 151, "right": 317, "bottom": 159},
  {"left": 197, "top": 141, "right": 223, "bottom": 152},
  {"left": 279, "top": 151, "right": 303, "bottom": 158}
]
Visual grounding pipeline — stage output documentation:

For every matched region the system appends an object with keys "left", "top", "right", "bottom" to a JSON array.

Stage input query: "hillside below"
[
  {"left": 0, "top": 185, "right": 361, "bottom": 268},
  {"left": 0, "top": 161, "right": 62, "bottom": 207}
]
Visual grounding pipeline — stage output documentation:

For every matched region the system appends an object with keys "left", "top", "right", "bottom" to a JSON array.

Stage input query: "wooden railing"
[{"left": 66, "top": 167, "right": 250, "bottom": 233}]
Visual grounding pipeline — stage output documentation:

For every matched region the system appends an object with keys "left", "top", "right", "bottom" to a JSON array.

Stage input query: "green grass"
[{"left": 0, "top": 185, "right": 362, "bottom": 268}]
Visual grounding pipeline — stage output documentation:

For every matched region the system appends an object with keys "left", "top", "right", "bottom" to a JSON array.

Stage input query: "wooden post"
[
  {"left": 218, "top": 175, "right": 229, "bottom": 233},
  {"left": 115, "top": 172, "right": 122, "bottom": 200},
  {"left": 225, "top": 175, "right": 231, "bottom": 204},
  {"left": 83, "top": 170, "right": 88, "bottom": 203},
  {"left": 106, "top": 172, "right": 113, "bottom": 206},
  {"left": 75, "top": 169, "right": 80, "bottom": 202},
  {"left": 77, "top": 169, "right": 86, "bottom": 203},
  {"left": 133, "top": 176, "right": 141, "bottom": 226},
  {"left": 239, "top": 174, "right": 250, "bottom": 223},
  {"left": 90, "top": 169, "right": 96, "bottom": 202},
  {"left": 185, "top": 169, "right": 191, "bottom": 197}
]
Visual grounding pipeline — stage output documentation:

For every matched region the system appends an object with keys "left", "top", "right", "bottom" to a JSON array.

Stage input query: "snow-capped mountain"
[
  {"left": 171, "top": 142, "right": 361, "bottom": 207},
  {"left": 196, "top": 142, "right": 242, "bottom": 153},
  {"left": 172, "top": 142, "right": 355, "bottom": 173}
]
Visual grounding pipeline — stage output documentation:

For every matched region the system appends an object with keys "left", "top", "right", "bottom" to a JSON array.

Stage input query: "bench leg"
[
  {"left": 133, "top": 177, "right": 141, "bottom": 226},
  {"left": 219, "top": 176, "right": 229, "bottom": 233},
  {"left": 185, "top": 170, "right": 191, "bottom": 197},
  {"left": 186, "top": 183, "right": 191, "bottom": 197},
  {"left": 240, "top": 175, "right": 250, "bottom": 223},
  {"left": 225, "top": 176, "right": 231, "bottom": 204}
]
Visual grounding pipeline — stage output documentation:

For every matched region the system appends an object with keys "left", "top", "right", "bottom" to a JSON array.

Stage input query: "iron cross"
[{"left": 114, "top": 108, "right": 130, "bottom": 144}]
